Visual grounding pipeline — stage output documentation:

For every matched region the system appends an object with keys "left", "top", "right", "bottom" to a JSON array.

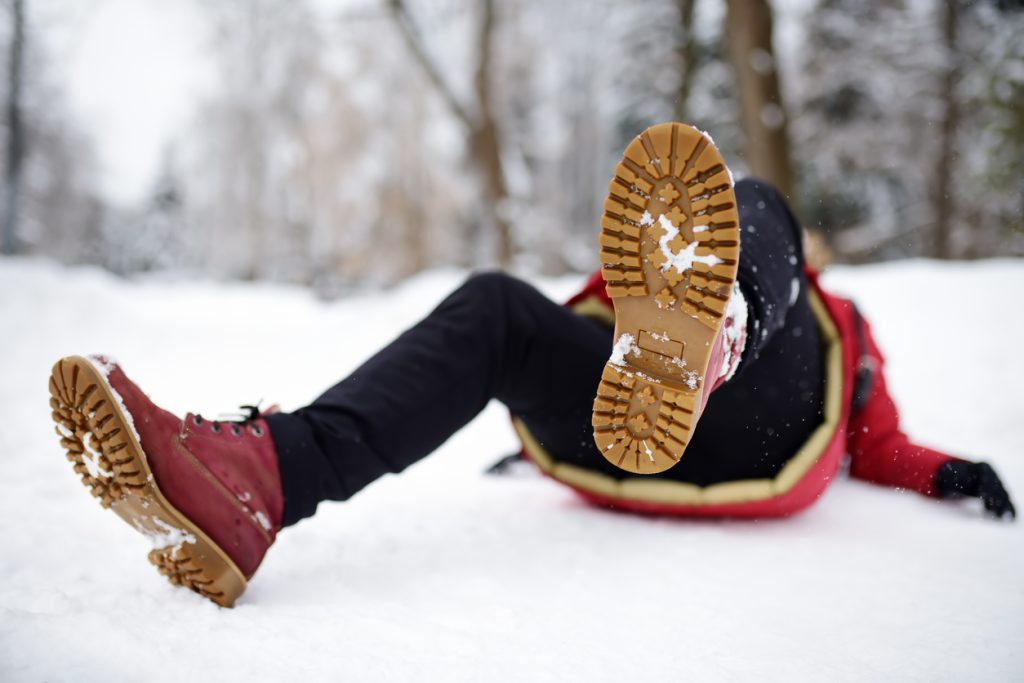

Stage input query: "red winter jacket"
[{"left": 513, "top": 267, "right": 962, "bottom": 517}]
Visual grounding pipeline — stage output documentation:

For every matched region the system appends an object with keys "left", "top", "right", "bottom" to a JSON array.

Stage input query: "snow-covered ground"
[{"left": 1, "top": 258, "right": 1022, "bottom": 681}]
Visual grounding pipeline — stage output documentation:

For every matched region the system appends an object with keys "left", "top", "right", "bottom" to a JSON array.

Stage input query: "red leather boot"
[
  {"left": 48, "top": 355, "right": 284, "bottom": 607},
  {"left": 592, "top": 122, "right": 747, "bottom": 474}
]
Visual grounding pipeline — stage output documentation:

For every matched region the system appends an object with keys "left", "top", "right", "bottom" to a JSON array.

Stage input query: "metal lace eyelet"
[
  {"left": 193, "top": 415, "right": 204, "bottom": 426},
  {"left": 211, "top": 423, "right": 221, "bottom": 434},
  {"left": 231, "top": 425, "right": 242, "bottom": 437},
  {"left": 251, "top": 425, "right": 265, "bottom": 437}
]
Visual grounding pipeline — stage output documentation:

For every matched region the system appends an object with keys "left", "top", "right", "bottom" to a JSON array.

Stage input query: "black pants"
[{"left": 266, "top": 179, "right": 824, "bottom": 526}]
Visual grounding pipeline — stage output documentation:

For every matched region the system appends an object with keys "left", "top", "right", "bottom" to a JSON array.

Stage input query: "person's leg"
[
  {"left": 265, "top": 272, "right": 612, "bottom": 526},
  {"left": 730, "top": 178, "right": 811, "bottom": 369},
  {"left": 656, "top": 177, "right": 824, "bottom": 482},
  {"left": 268, "top": 178, "right": 824, "bottom": 524}
]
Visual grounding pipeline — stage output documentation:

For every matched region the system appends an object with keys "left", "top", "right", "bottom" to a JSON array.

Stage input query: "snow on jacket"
[{"left": 511, "top": 268, "right": 962, "bottom": 517}]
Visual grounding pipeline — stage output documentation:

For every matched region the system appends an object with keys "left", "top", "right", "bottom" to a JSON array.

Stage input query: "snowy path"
[{"left": 1, "top": 259, "right": 1021, "bottom": 681}]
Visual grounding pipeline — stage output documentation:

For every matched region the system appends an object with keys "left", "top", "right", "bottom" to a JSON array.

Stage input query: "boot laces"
[{"left": 191, "top": 403, "right": 266, "bottom": 437}]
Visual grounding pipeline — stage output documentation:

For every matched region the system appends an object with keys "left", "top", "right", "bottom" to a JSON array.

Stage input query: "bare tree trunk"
[
  {"left": 470, "top": 0, "right": 511, "bottom": 265},
  {"left": 931, "top": 0, "right": 960, "bottom": 259},
  {"left": 388, "top": 0, "right": 512, "bottom": 267},
  {"left": 2, "top": 0, "right": 26, "bottom": 255},
  {"left": 724, "top": 0, "right": 794, "bottom": 201},
  {"left": 673, "top": 0, "right": 698, "bottom": 122}
]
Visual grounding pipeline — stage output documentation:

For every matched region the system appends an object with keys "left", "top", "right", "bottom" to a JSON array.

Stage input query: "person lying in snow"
[{"left": 48, "top": 123, "right": 1015, "bottom": 608}]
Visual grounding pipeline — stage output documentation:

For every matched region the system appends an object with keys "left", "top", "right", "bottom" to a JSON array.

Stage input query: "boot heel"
[{"left": 592, "top": 363, "right": 698, "bottom": 474}]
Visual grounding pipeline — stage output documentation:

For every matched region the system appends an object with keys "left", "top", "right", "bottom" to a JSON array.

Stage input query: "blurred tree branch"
[
  {"left": 387, "top": 0, "right": 473, "bottom": 129},
  {"left": 387, "top": 0, "right": 513, "bottom": 266}
]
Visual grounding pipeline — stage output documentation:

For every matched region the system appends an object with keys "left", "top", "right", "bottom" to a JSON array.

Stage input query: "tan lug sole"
[
  {"left": 48, "top": 355, "right": 247, "bottom": 607},
  {"left": 592, "top": 123, "right": 740, "bottom": 474}
]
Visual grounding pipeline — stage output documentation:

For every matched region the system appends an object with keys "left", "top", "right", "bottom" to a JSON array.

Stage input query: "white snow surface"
[{"left": 1, "top": 258, "right": 1023, "bottom": 681}]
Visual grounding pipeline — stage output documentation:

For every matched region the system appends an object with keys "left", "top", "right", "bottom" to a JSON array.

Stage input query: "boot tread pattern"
[
  {"left": 149, "top": 546, "right": 226, "bottom": 601},
  {"left": 50, "top": 358, "right": 146, "bottom": 507},
  {"left": 593, "top": 123, "right": 740, "bottom": 474}
]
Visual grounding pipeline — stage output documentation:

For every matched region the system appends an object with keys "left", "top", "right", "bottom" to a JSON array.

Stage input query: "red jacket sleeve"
[
  {"left": 845, "top": 312, "right": 964, "bottom": 497},
  {"left": 566, "top": 270, "right": 610, "bottom": 308}
]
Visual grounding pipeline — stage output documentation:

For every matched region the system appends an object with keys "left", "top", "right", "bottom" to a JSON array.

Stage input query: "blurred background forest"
[{"left": 1, "top": 0, "right": 1022, "bottom": 293}]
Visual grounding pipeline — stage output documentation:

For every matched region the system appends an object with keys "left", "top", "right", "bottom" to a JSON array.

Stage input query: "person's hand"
[{"left": 935, "top": 461, "right": 1016, "bottom": 520}]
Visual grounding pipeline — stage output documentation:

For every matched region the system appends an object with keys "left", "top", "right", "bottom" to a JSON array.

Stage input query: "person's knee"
[
  {"left": 459, "top": 271, "right": 527, "bottom": 304},
  {"left": 464, "top": 270, "right": 520, "bottom": 289},
  {"left": 452, "top": 271, "right": 545, "bottom": 337},
  {"left": 735, "top": 177, "right": 803, "bottom": 254},
  {"left": 735, "top": 177, "right": 785, "bottom": 207}
]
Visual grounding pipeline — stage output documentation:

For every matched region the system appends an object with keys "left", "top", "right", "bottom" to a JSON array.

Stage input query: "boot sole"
[
  {"left": 592, "top": 123, "right": 740, "bottom": 474},
  {"left": 48, "top": 355, "right": 247, "bottom": 607}
]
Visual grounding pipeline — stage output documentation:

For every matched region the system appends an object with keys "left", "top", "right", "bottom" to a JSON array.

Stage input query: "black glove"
[{"left": 935, "top": 461, "right": 1016, "bottom": 520}]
